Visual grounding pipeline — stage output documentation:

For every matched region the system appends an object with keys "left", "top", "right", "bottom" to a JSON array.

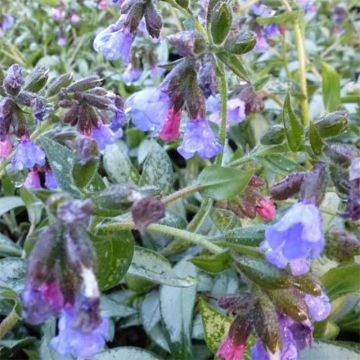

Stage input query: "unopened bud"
[
  {"left": 57, "top": 199, "right": 95, "bottom": 225},
  {"left": 314, "top": 111, "right": 348, "bottom": 138},
  {"left": 224, "top": 30, "right": 256, "bottom": 55},
  {"left": 325, "top": 143, "right": 359, "bottom": 167},
  {"left": 123, "top": 0, "right": 146, "bottom": 33},
  {"left": 25, "top": 65, "right": 49, "bottom": 92},
  {"left": 197, "top": 56, "right": 218, "bottom": 98},
  {"left": 144, "top": 1, "right": 162, "bottom": 38},
  {"left": 168, "top": 31, "right": 205, "bottom": 57},
  {"left": 82, "top": 93, "right": 114, "bottom": 110},
  {"left": 239, "top": 85, "right": 264, "bottom": 115},
  {"left": 0, "top": 97, "right": 15, "bottom": 140},
  {"left": 74, "top": 136, "right": 100, "bottom": 165},
  {"left": 270, "top": 172, "right": 306, "bottom": 200},
  {"left": 260, "top": 124, "right": 285, "bottom": 145},
  {"left": 349, "top": 158, "right": 360, "bottom": 181},
  {"left": 67, "top": 75, "right": 102, "bottom": 92},
  {"left": 300, "top": 164, "right": 327, "bottom": 205},
  {"left": 326, "top": 228, "right": 360, "bottom": 261},
  {"left": 46, "top": 72, "right": 74, "bottom": 97},
  {"left": 131, "top": 196, "right": 165, "bottom": 234},
  {"left": 4, "top": 64, "right": 24, "bottom": 96},
  {"left": 256, "top": 198, "right": 276, "bottom": 221}
]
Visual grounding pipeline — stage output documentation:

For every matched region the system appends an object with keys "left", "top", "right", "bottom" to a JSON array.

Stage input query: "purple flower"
[
  {"left": 252, "top": 314, "right": 312, "bottom": 360},
  {"left": 70, "top": 14, "right": 81, "bottom": 24},
  {"left": 92, "top": 123, "right": 123, "bottom": 150},
  {"left": 208, "top": 97, "right": 246, "bottom": 127},
  {"left": 260, "top": 202, "right": 325, "bottom": 276},
  {"left": 121, "top": 65, "right": 142, "bottom": 84},
  {"left": 158, "top": 109, "right": 182, "bottom": 141},
  {"left": 255, "top": 33, "right": 270, "bottom": 52},
  {"left": 51, "top": 306, "right": 109, "bottom": 358},
  {"left": 304, "top": 291, "right": 331, "bottom": 322},
  {"left": 57, "top": 37, "right": 67, "bottom": 46},
  {"left": 299, "top": 0, "right": 316, "bottom": 14},
  {"left": 45, "top": 170, "right": 58, "bottom": 189},
  {"left": 0, "top": 134, "right": 12, "bottom": 158},
  {"left": 177, "top": 119, "right": 222, "bottom": 160},
  {"left": 126, "top": 88, "right": 170, "bottom": 131},
  {"left": 31, "top": 98, "right": 46, "bottom": 120},
  {"left": 263, "top": 24, "right": 280, "bottom": 38},
  {"left": 217, "top": 336, "right": 246, "bottom": 360},
  {"left": 24, "top": 170, "right": 41, "bottom": 189},
  {"left": 12, "top": 137, "right": 46, "bottom": 170},
  {"left": 93, "top": 21, "right": 132, "bottom": 65},
  {"left": 21, "top": 282, "right": 64, "bottom": 325},
  {"left": 1, "top": 15, "right": 15, "bottom": 32}
]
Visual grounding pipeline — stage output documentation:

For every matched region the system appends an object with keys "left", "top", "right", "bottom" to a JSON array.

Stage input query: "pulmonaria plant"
[{"left": 0, "top": 1, "right": 358, "bottom": 359}]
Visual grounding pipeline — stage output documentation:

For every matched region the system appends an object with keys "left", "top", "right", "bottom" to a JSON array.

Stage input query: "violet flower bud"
[
  {"left": 261, "top": 202, "right": 325, "bottom": 276},
  {"left": 270, "top": 172, "right": 306, "bottom": 201},
  {"left": 0, "top": 134, "right": 12, "bottom": 158},
  {"left": 57, "top": 199, "right": 95, "bottom": 226},
  {"left": 144, "top": 1, "right": 162, "bottom": 38},
  {"left": 24, "top": 170, "right": 41, "bottom": 190},
  {"left": 31, "top": 97, "right": 47, "bottom": 120},
  {"left": 208, "top": 96, "right": 246, "bottom": 127},
  {"left": 304, "top": 291, "right": 331, "bottom": 322},
  {"left": 131, "top": 196, "right": 166, "bottom": 234},
  {"left": 45, "top": 170, "right": 58, "bottom": 189},
  {"left": 326, "top": 228, "right": 360, "bottom": 261},
  {"left": 121, "top": 64, "right": 142, "bottom": 85},
  {"left": 167, "top": 31, "right": 205, "bottom": 57},
  {"left": 177, "top": 118, "right": 222, "bottom": 160},
  {"left": 239, "top": 86, "right": 264, "bottom": 116},
  {"left": 93, "top": 20, "right": 133, "bottom": 65},
  {"left": 197, "top": 57, "right": 218, "bottom": 98},
  {"left": 126, "top": 87, "right": 170, "bottom": 131},
  {"left": 4, "top": 64, "right": 24, "bottom": 96},
  {"left": 74, "top": 136, "right": 100, "bottom": 165},
  {"left": 50, "top": 306, "right": 109, "bottom": 358},
  {"left": 300, "top": 164, "right": 327, "bottom": 205},
  {"left": 92, "top": 123, "right": 123, "bottom": 150},
  {"left": 12, "top": 137, "right": 46, "bottom": 170},
  {"left": 0, "top": 98, "right": 15, "bottom": 140}
]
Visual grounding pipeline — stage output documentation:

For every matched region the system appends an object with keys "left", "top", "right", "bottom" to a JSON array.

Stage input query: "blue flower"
[
  {"left": 252, "top": 314, "right": 312, "bottom": 360},
  {"left": 12, "top": 137, "right": 46, "bottom": 170},
  {"left": 51, "top": 307, "right": 109, "bottom": 358},
  {"left": 304, "top": 291, "right": 331, "bottom": 322},
  {"left": 260, "top": 202, "right": 325, "bottom": 276},
  {"left": 263, "top": 24, "right": 280, "bottom": 38},
  {"left": 126, "top": 88, "right": 170, "bottom": 131},
  {"left": 93, "top": 20, "right": 132, "bottom": 65},
  {"left": 121, "top": 64, "right": 142, "bottom": 85},
  {"left": 24, "top": 170, "right": 41, "bottom": 189},
  {"left": 21, "top": 282, "right": 64, "bottom": 325},
  {"left": 45, "top": 170, "right": 58, "bottom": 189},
  {"left": 92, "top": 123, "right": 123, "bottom": 150},
  {"left": 177, "top": 119, "right": 222, "bottom": 160}
]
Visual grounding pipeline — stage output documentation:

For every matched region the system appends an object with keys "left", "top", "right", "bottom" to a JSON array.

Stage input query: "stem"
[
  {"left": 215, "top": 63, "right": 228, "bottom": 166},
  {"left": 101, "top": 221, "right": 223, "bottom": 255},
  {"left": 161, "top": 184, "right": 202, "bottom": 204},
  {"left": 0, "top": 310, "right": 18, "bottom": 340},
  {"left": 279, "top": 0, "right": 310, "bottom": 126}
]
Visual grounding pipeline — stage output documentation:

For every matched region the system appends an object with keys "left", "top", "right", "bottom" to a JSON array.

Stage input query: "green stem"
[
  {"left": 101, "top": 221, "right": 223, "bottom": 255},
  {"left": 279, "top": 0, "right": 310, "bottom": 126},
  {"left": 161, "top": 184, "right": 202, "bottom": 204},
  {"left": 215, "top": 63, "right": 228, "bottom": 166},
  {"left": 0, "top": 310, "right": 18, "bottom": 340}
]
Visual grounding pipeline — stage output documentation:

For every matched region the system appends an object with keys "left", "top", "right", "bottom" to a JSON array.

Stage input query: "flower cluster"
[{"left": 21, "top": 198, "right": 109, "bottom": 357}]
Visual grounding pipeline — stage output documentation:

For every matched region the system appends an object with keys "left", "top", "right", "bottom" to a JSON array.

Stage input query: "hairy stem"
[
  {"left": 0, "top": 310, "right": 18, "bottom": 340},
  {"left": 161, "top": 184, "right": 202, "bottom": 204}
]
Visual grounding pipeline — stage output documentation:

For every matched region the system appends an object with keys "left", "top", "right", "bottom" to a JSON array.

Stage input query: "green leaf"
[
  {"left": 224, "top": 31, "right": 256, "bottom": 55},
  {"left": 314, "top": 111, "right": 348, "bottom": 138},
  {"left": 103, "top": 143, "right": 139, "bottom": 184},
  {"left": 139, "top": 141, "right": 174, "bottom": 195},
  {"left": 91, "top": 347, "right": 161, "bottom": 360},
  {"left": 321, "top": 62, "right": 341, "bottom": 112},
  {"left": 0, "top": 258, "right": 25, "bottom": 293},
  {"left": 0, "top": 197, "right": 24, "bottom": 217},
  {"left": 160, "top": 259, "right": 197, "bottom": 359},
  {"left": 198, "top": 165, "right": 254, "bottom": 200},
  {"left": 257, "top": 10, "right": 300, "bottom": 25},
  {"left": 199, "top": 298, "right": 232, "bottom": 353},
  {"left": 210, "top": 2, "right": 233, "bottom": 44},
  {"left": 128, "top": 246, "right": 197, "bottom": 287},
  {"left": 211, "top": 225, "right": 266, "bottom": 246},
  {"left": 258, "top": 154, "right": 305, "bottom": 175},
  {"left": 301, "top": 341, "right": 360, "bottom": 360},
  {"left": 100, "top": 296, "right": 136, "bottom": 318},
  {"left": 191, "top": 250, "right": 231, "bottom": 273},
  {"left": 39, "top": 137, "right": 80, "bottom": 196},
  {"left": 321, "top": 264, "right": 360, "bottom": 301},
  {"left": 91, "top": 231, "right": 134, "bottom": 291},
  {"left": 0, "top": 234, "right": 21, "bottom": 257},
  {"left": 72, "top": 158, "right": 99, "bottom": 190},
  {"left": 217, "top": 52, "right": 250, "bottom": 82},
  {"left": 20, "top": 188, "right": 43, "bottom": 226},
  {"left": 309, "top": 121, "right": 323, "bottom": 155},
  {"left": 282, "top": 93, "right": 303, "bottom": 152}
]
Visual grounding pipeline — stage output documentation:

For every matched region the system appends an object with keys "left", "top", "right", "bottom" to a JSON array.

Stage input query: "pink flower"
[
  {"left": 217, "top": 336, "right": 246, "bottom": 360},
  {"left": 158, "top": 109, "right": 182, "bottom": 141},
  {"left": 24, "top": 170, "right": 41, "bottom": 189},
  {"left": 98, "top": 0, "right": 108, "bottom": 10},
  {"left": 0, "top": 134, "right": 12, "bottom": 158},
  {"left": 256, "top": 198, "right": 276, "bottom": 221}
]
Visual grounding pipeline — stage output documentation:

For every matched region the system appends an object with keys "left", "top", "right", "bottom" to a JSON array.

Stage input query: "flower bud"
[
  {"left": 343, "top": 179, "right": 360, "bottom": 221},
  {"left": 168, "top": 31, "right": 205, "bottom": 57},
  {"left": 46, "top": 72, "right": 74, "bottom": 97},
  {"left": 260, "top": 124, "right": 285, "bottom": 145},
  {"left": 67, "top": 75, "right": 103, "bottom": 92},
  {"left": 239, "top": 85, "right": 264, "bottom": 115},
  {"left": 31, "top": 97, "right": 47, "bottom": 120},
  {"left": 329, "top": 163, "right": 351, "bottom": 195},
  {"left": 349, "top": 158, "right": 360, "bottom": 181},
  {"left": 325, "top": 228, "right": 360, "bottom": 261},
  {"left": 25, "top": 64, "right": 49, "bottom": 92},
  {"left": 0, "top": 97, "right": 15, "bottom": 140},
  {"left": 131, "top": 196, "right": 165, "bottom": 234},
  {"left": 224, "top": 30, "right": 256, "bottom": 55},
  {"left": 3, "top": 64, "right": 24, "bottom": 96},
  {"left": 74, "top": 136, "right": 100, "bottom": 165},
  {"left": 256, "top": 198, "right": 276, "bottom": 221},
  {"left": 270, "top": 172, "right": 306, "bottom": 200},
  {"left": 300, "top": 164, "right": 327, "bottom": 205},
  {"left": 123, "top": 0, "right": 146, "bottom": 33},
  {"left": 197, "top": 55, "right": 218, "bottom": 98},
  {"left": 144, "top": 1, "right": 162, "bottom": 38},
  {"left": 314, "top": 111, "right": 348, "bottom": 138},
  {"left": 325, "top": 143, "right": 359, "bottom": 167}
]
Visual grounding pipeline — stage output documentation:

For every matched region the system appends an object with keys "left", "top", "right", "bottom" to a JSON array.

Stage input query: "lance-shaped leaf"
[
  {"left": 0, "top": 197, "right": 24, "bottom": 217},
  {"left": 128, "top": 246, "right": 197, "bottom": 287},
  {"left": 210, "top": 1, "right": 232, "bottom": 44},
  {"left": 92, "top": 347, "right": 162, "bottom": 360},
  {"left": 321, "top": 61, "right": 340, "bottom": 112},
  {"left": 197, "top": 165, "right": 254, "bottom": 200},
  {"left": 216, "top": 52, "right": 250, "bottom": 82},
  {"left": 191, "top": 250, "right": 231, "bottom": 273},
  {"left": 256, "top": 10, "right": 300, "bottom": 25},
  {"left": 309, "top": 121, "right": 323, "bottom": 156},
  {"left": 282, "top": 93, "right": 303, "bottom": 152},
  {"left": 235, "top": 255, "right": 291, "bottom": 288},
  {"left": 199, "top": 298, "right": 233, "bottom": 353},
  {"left": 211, "top": 225, "right": 266, "bottom": 246}
]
